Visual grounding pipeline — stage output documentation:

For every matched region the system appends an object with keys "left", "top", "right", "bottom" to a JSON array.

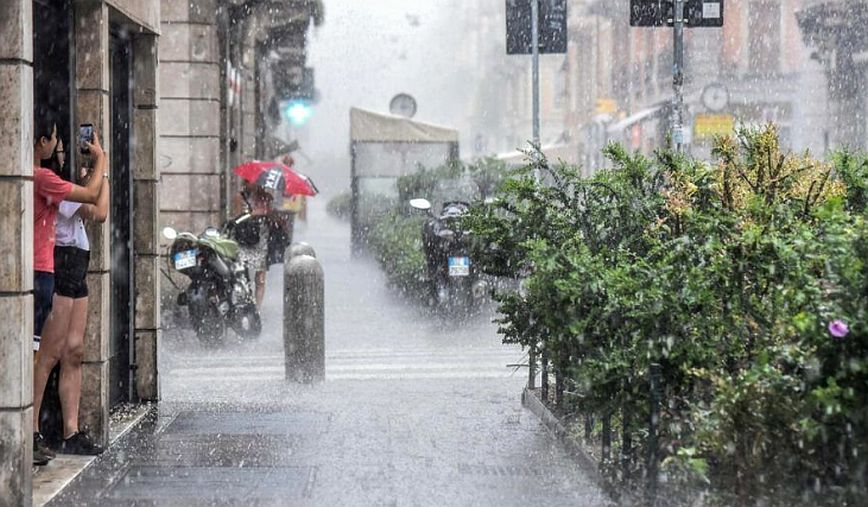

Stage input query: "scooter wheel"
[
  {"left": 233, "top": 306, "right": 262, "bottom": 339},
  {"left": 194, "top": 307, "right": 226, "bottom": 347}
]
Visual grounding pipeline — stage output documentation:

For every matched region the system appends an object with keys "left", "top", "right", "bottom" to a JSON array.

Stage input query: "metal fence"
[{"left": 530, "top": 346, "right": 665, "bottom": 506}]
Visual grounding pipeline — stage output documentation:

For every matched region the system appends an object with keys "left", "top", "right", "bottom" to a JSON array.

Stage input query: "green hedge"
[
  {"left": 326, "top": 191, "right": 353, "bottom": 220},
  {"left": 366, "top": 209, "right": 430, "bottom": 297},
  {"left": 465, "top": 125, "right": 868, "bottom": 505},
  {"left": 364, "top": 158, "right": 509, "bottom": 298}
]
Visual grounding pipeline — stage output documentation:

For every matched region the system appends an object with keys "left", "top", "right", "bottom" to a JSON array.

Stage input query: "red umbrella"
[{"left": 232, "top": 160, "right": 318, "bottom": 197}]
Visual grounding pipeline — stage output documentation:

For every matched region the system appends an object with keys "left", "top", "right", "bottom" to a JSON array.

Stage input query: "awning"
[
  {"left": 350, "top": 108, "right": 460, "bottom": 144},
  {"left": 607, "top": 104, "right": 664, "bottom": 135},
  {"left": 497, "top": 143, "right": 579, "bottom": 165}
]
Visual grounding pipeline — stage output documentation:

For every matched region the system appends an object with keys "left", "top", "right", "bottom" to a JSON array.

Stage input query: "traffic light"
[{"left": 283, "top": 100, "right": 313, "bottom": 126}]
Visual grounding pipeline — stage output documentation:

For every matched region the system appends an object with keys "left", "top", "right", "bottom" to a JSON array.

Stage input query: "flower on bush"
[{"left": 828, "top": 319, "right": 850, "bottom": 338}]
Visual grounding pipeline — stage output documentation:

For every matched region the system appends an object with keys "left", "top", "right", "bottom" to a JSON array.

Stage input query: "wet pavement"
[{"left": 48, "top": 198, "right": 608, "bottom": 506}]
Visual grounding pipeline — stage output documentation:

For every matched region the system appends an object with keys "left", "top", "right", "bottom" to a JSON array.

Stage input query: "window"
[{"left": 748, "top": 0, "right": 782, "bottom": 75}]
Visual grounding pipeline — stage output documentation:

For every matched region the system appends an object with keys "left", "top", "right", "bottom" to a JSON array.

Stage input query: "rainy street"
[
  {"left": 46, "top": 198, "right": 607, "bottom": 506},
  {"left": 5, "top": 1, "right": 868, "bottom": 506}
]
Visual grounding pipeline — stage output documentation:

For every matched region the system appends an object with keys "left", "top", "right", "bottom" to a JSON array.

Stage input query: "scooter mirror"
[
  {"left": 409, "top": 198, "right": 432, "bottom": 211},
  {"left": 162, "top": 227, "right": 178, "bottom": 240}
]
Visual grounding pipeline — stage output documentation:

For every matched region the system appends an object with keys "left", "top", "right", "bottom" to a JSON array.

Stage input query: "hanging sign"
[
  {"left": 630, "top": 0, "right": 724, "bottom": 28},
  {"left": 506, "top": 0, "right": 569, "bottom": 54}
]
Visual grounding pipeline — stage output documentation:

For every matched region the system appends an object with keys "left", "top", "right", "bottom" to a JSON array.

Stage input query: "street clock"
[
  {"left": 389, "top": 93, "right": 418, "bottom": 118},
  {"left": 701, "top": 83, "right": 729, "bottom": 112}
]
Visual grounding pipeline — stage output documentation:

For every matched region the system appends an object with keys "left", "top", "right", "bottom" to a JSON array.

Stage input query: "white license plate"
[
  {"left": 174, "top": 249, "right": 198, "bottom": 270},
  {"left": 448, "top": 256, "right": 470, "bottom": 277}
]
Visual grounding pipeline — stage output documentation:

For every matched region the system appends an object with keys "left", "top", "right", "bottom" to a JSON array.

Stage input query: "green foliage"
[
  {"left": 366, "top": 158, "right": 510, "bottom": 297},
  {"left": 326, "top": 191, "right": 353, "bottom": 220},
  {"left": 366, "top": 209, "right": 429, "bottom": 296},
  {"left": 467, "top": 126, "right": 868, "bottom": 505}
]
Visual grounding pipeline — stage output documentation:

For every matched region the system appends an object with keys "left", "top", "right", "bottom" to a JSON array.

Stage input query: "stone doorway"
[{"left": 109, "top": 28, "right": 135, "bottom": 406}]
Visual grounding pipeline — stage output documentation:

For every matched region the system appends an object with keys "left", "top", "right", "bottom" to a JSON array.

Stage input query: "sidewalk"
[{"left": 46, "top": 198, "right": 608, "bottom": 506}]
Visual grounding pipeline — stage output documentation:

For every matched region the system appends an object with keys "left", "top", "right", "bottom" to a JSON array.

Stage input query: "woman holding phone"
[{"left": 32, "top": 122, "right": 108, "bottom": 463}]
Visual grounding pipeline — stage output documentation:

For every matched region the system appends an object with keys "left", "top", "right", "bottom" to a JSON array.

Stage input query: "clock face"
[
  {"left": 702, "top": 85, "right": 729, "bottom": 112},
  {"left": 389, "top": 93, "right": 418, "bottom": 118}
]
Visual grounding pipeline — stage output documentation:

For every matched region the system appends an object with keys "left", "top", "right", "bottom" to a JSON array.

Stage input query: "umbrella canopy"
[{"left": 232, "top": 161, "right": 318, "bottom": 197}]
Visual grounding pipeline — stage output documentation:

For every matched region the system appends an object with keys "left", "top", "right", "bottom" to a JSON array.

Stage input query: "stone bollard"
[
  {"left": 284, "top": 254, "right": 325, "bottom": 383},
  {"left": 289, "top": 242, "right": 316, "bottom": 259}
]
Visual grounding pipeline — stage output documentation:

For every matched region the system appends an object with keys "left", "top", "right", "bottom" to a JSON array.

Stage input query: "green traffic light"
[{"left": 285, "top": 101, "right": 313, "bottom": 126}]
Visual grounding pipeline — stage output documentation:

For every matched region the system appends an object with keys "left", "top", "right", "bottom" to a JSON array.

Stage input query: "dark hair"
[
  {"left": 33, "top": 107, "right": 55, "bottom": 143},
  {"left": 40, "top": 140, "right": 65, "bottom": 177}
]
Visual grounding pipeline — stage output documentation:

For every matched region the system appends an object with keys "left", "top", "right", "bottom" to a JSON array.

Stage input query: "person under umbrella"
[
  {"left": 232, "top": 181, "right": 274, "bottom": 307},
  {"left": 231, "top": 160, "right": 318, "bottom": 305}
]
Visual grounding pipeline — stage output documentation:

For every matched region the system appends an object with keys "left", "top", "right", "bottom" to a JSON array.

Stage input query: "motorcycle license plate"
[
  {"left": 174, "top": 249, "right": 198, "bottom": 270},
  {"left": 448, "top": 256, "right": 470, "bottom": 277}
]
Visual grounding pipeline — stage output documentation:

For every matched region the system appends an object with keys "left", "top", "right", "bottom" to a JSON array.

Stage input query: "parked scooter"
[
  {"left": 410, "top": 198, "right": 488, "bottom": 311},
  {"left": 162, "top": 221, "right": 261, "bottom": 346}
]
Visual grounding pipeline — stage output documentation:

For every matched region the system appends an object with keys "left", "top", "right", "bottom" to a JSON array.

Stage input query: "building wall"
[
  {"left": 0, "top": 1, "right": 35, "bottom": 504},
  {"left": 73, "top": 0, "right": 162, "bottom": 447},
  {"left": 158, "top": 0, "right": 223, "bottom": 237},
  {"left": 568, "top": 0, "right": 830, "bottom": 161}
]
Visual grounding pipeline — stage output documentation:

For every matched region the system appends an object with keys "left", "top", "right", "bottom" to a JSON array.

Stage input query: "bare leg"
[
  {"left": 59, "top": 297, "right": 88, "bottom": 438},
  {"left": 33, "top": 295, "right": 74, "bottom": 432},
  {"left": 255, "top": 270, "right": 266, "bottom": 307}
]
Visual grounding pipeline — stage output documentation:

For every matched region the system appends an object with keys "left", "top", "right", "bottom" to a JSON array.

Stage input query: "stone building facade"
[
  {"left": 797, "top": 0, "right": 868, "bottom": 151},
  {"left": 0, "top": 1, "right": 161, "bottom": 505},
  {"left": 158, "top": 0, "right": 323, "bottom": 239},
  {"left": 568, "top": 0, "right": 831, "bottom": 163}
]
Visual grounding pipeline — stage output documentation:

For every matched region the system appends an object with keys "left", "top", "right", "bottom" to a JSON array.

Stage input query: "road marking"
[{"left": 163, "top": 347, "right": 526, "bottom": 382}]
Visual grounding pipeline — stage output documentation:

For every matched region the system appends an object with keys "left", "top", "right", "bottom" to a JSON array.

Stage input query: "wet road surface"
[{"left": 49, "top": 198, "right": 607, "bottom": 506}]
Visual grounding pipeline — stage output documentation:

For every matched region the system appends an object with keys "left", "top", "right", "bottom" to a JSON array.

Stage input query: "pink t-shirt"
[{"left": 34, "top": 167, "right": 72, "bottom": 273}]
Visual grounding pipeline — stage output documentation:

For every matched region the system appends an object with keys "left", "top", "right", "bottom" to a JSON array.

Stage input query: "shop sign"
[{"left": 694, "top": 113, "right": 734, "bottom": 139}]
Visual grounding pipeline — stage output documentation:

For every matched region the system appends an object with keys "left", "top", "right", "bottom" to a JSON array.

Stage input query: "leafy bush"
[
  {"left": 366, "top": 209, "right": 429, "bottom": 297},
  {"left": 326, "top": 191, "right": 353, "bottom": 220},
  {"left": 466, "top": 125, "right": 867, "bottom": 505},
  {"left": 364, "top": 158, "right": 510, "bottom": 296}
]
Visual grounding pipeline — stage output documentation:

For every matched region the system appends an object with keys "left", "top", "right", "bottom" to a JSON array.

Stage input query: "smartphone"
[{"left": 79, "top": 123, "right": 94, "bottom": 154}]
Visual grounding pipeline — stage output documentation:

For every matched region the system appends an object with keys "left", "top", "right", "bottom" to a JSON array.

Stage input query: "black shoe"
[
  {"left": 33, "top": 433, "right": 55, "bottom": 466},
  {"left": 60, "top": 431, "right": 105, "bottom": 456},
  {"left": 33, "top": 447, "right": 51, "bottom": 466}
]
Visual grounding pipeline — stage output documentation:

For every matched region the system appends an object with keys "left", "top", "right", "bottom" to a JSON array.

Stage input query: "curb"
[
  {"left": 521, "top": 387, "right": 603, "bottom": 485},
  {"left": 33, "top": 403, "right": 155, "bottom": 506}
]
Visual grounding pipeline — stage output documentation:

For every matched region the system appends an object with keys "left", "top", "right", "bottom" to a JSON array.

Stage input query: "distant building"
[
  {"left": 564, "top": 0, "right": 833, "bottom": 168},
  {"left": 797, "top": 0, "right": 868, "bottom": 150}
]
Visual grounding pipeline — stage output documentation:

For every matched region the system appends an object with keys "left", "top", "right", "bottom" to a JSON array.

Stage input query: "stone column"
[
  {"left": 75, "top": 0, "right": 112, "bottom": 447},
  {"left": 133, "top": 33, "right": 161, "bottom": 401},
  {"left": 0, "top": 1, "right": 34, "bottom": 504},
  {"left": 158, "top": 0, "right": 222, "bottom": 235}
]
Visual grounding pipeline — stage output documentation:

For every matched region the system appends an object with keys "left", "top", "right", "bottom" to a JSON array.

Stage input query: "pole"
[
  {"left": 527, "top": 0, "right": 541, "bottom": 389},
  {"left": 647, "top": 362, "right": 662, "bottom": 506},
  {"left": 672, "top": 0, "right": 685, "bottom": 153},
  {"left": 531, "top": 0, "right": 541, "bottom": 148}
]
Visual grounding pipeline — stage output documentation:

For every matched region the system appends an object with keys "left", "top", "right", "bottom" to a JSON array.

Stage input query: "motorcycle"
[
  {"left": 410, "top": 198, "right": 488, "bottom": 311},
  {"left": 162, "top": 219, "right": 262, "bottom": 346}
]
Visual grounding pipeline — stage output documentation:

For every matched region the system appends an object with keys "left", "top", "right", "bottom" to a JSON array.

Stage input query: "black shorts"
[{"left": 54, "top": 246, "right": 90, "bottom": 299}]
